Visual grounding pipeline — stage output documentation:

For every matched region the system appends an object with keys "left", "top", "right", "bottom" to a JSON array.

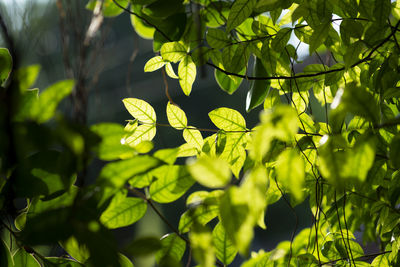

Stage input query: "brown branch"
[
  {"left": 161, "top": 68, "right": 174, "bottom": 104},
  {"left": 320, "top": 250, "right": 392, "bottom": 266}
]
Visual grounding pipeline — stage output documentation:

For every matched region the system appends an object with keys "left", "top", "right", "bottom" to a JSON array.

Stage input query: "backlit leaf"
[
  {"left": 276, "top": 149, "right": 305, "bottom": 202},
  {"left": 212, "top": 222, "right": 238, "bottom": 265},
  {"left": 123, "top": 98, "right": 157, "bottom": 123},
  {"left": 144, "top": 56, "right": 165, "bottom": 72},
  {"left": 155, "top": 233, "right": 186, "bottom": 264},
  {"left": 183, "top": 128, "right": 203, "bottom": 151},
  {"left": 31, "top": 80, "right": 74, "bottom": 123},
  {"left": 188, "top": 156, "right": 231, "bottom": 188},
  {"left": 167, "top": 102, "right": 187, "bottom": 129},
  {"left": 227, "top": 0, "right": 257, "bottom": 32},
  {"left": 125, "top": 124, "right": 156, "bottom": 147},
  {"left": 206, "top": 28, "right": 231, "bottom": 49},
  {"left": 150, "top": 165, "right": 195, "bottom": 203},
  {"left": 100, "top": 192, "right": 147, "bottom": 229},
  {"left": 13, "top": 248, "right": 40, "bottom": 267},
  {"left": 165, "top": 62, "right": 179, "bottom": 79},
  {"left": 0, "top": 48, "right": 12, "bottom": 84},
  {"left": 209, "top": 107, "right": 247, "bottom": 131},
  {"left": 161, "top": 42, "right": 187, "bottom": 63},
  {"left": 178, "top": 55, "right": 196, "bottom": 96}
]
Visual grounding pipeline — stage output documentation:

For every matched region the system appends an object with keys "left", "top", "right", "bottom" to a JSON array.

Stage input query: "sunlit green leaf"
[
  {"left": 155, "top": 233, "right": 186, "bottom": 264},
  {"left": 14, "top": 64, "right": 40, "bottom": 89},
  {"left": 161, "top": 42, "right": 187, "bottom": 63},
  {"left": 178, "top": 55, "right": 196, "bottom": 96},
  {"left": 214, "top": 68, "right": 244, "bottom": 95},
  {"left": 226, "top": 0, "right": 257, "bottom": 32},
  {"left": 209, "top": 107, "right": 247, "bottom": 131},
  {"left": 122, "top": 98, "right": 157, "bottom": 123},
  {"left": 190, "top": 225, "right": 215, "bottom": 267},
  {"left": 206, "top": 28, "right": 230, "bottom": 49},
  {"left": 165, "top": 62, "right": 179, "bottom": 79},
  {"left": 125, "top": 124, "right": 156, "bottom": 147},
  {"left": 276, "top": 149, "right": 305, "bottom": 202},
  {"left": 183, "top": 127, "right": 203, "bottom": 151},
  {"left": 166, "top": 102, "right": 187, "bottom": 129},
  {"left": 30, "top": 80, "right": 74, "bottom": 123},
  {"left": 213, "top": 222, "right": 238, "bottom": 265},
  {"left": 0, "top": 238, "right": 13, "bottom": 267},
  {"left": 144, "top": 56, "right": 166, "bottom": 72},
  {"left": 188, "top": 156, "right": 231, "bottom": 188},
  {"left": 91, "top": 123, "right": 135, "bottom": 160},
  {"left": 100, "top": 192, "right": 147, "bottom": 229},
  {"left": 61, "top": 236, "right": 89, "bottom": 263},
  {"left": 219, "top": 186, "right": 252, "bottom": 255},
  {"left": 99, "top": 155, "right": 161, "bottom": 189},
  {"left": 150, "top": 165, "right": 195, "bottom": 203}
]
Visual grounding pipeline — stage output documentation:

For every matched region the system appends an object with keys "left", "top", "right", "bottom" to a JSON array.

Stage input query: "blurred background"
[{"left": 0, "top": 1, "right": 313, "bottom": 265}]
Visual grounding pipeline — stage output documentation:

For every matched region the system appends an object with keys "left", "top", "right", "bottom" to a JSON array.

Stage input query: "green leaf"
[
  {"left": 160, "top": 42, "right": 187, "bottom": 63},
  {"left": 125, "top": 124, "right": 156, "bottom": 147},
  {"left": 14, "top": 64, "right": 41, "bottom": 89},
  {"left": 155, "top": 233, "right": 186, "bottom": 264},
  {"left": 0, "top": 48, "right": 12, "bottom": 84},
  {"left": 189, "top": 225, "right": 215, "bottom": 267},
  {"left": 86, "top": 0, "right": 129, "bottom": 17},
  {"left": 271, "top": 28, "right": 292, "bottom": 52},
  {"left": 13, "top": 248, "right": 40, "bottom": 267},
  {"left": 100, "top": 192, "right": 147, "bottom": 229},
  {"left": 206, "top": 28, "right": 231, "bottom": 49},
  {"left": 339, "top": 83, "right": 380, "bottom": 124},
  {"left": 276, "top": 149, "right": 305, "bottom": 202},
  {"left": 43, "top": 257, "right": 83, "bottom": 267},
  {"left": 344, "top": 41, "right": 364, "bottom": 68},
  {"left": 218, "top": 132, "right": 247, "bottom": 177},
  {"left": 91, "top": 123, "right": 135, "bottom": 160},
  {"left": 149, "top": 165, "right": 195, "bottom": 203},
  {"left": 144, "top": 56, "right": 166, "bottom": 72},
  {"left": 165, "top": 62, "right": 179, "bottom": 79},
  {"left": 214, "top": 69, "right": 244, "bottom": 95},
  {"left": 183, "top": 127, "right": 203, "bottom": 151},
  {"left": 153, "top": 147, "right": 179, "bottom": 165},
  {"left": 226, "top": 0, "right": 257, "bottom": 32},
  {"left": 124, "top": 237, "right": 162, "bottom": 257},
  {"left": 188, "top": 156, "right": 231, "bottom": 188},
  {"left": 246, "top": 57, "right": 271, "bottom": 112},
  {"left": 263, "top": 88, "right": 281, "bottom": 110},
  {"left": 309, "top": 22, "right": 330, "bottom": 53},
  {"left": 212, "top": 222, "right": 238, "bottom": 265},
  {"left": 219, "top": 186, "right": 252, "bottom": 255},
  {"left": 122, "top": 98, "right": 157, "bottom": 123},
  {"left": 99, "top": 155, "right": 161, "bottom": 189},
  {"left": 209, "top": 107, "right": 247, "bottom": 131},
  {"left": 179, "top": 205, "right": 220, "bottom": 233},
  {"left": 178, "top": 55, "right": 196, "bottom": 96},
  {"left": 61, "top": 236, "right": 89, "bottom": 263},
  {"left": 166, "top": 102, "right": 187, "bottom": 129},
  {"left": 0, "top": 239, "right": 13, "bottom": 267},
  {"left": 131, "top": 8, "right": 155, "bottom": 39},
  {"left": 31, "top": 80, "right": 75, "bottom": 123}
]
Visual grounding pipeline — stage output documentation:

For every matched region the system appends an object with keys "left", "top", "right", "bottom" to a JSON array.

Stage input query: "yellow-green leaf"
[
  {"left": 188, "top": 156, "right": 231, "bottom": 188},
  {"left": 276, "top": 149, "right": 305, "bottom": 202},
  {"left": 125, "top": 124, "right": 156, "bottom": 147},
  {"left": 178, "top": 55, "right": 196, "bottom": 96},
  {"left": 123, "top": 98, "right": 156, "bottom": 123},
  {"left": 212, "top": 222, "right": 238, "bottom": 265},
  {"left": 150, "top": 165, "right": 195, "bottom": 203},
  {"left": 208, "top": 107, "right": 247, "bottom": 131},
  {"left": 183, "top": 127, "right": 203, "bottom": 151},
  {"left": 160, "top": 42, "right": 187, "bottom": 63},
  {"left": 165, "top": 62, "right": 179, "bottom": 79},
  {"left": 167, "top": 102, "right": 187, "bottom": 129},
  {"left": 144, "top": 56, "right": 166, "bottom": 72}
]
